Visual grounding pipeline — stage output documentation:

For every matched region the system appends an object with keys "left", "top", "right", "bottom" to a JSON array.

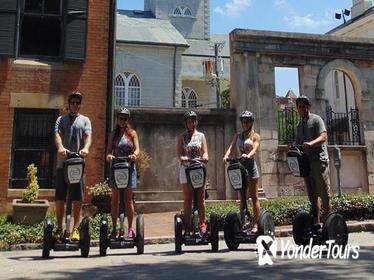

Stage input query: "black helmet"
[
  {"left": 239, "top": 110, "right": 254, "bottom": 121},
  {"left": 184, "top": 110, "right": 198, "bottom": 120},
  {"left": 68, "top": 91, "right": 82, "bottom": 103},
  {"left": 118, "top": 107, "right": 130, "bottom": 117},
  {"left": 296, "top": 95, "right": 310, "bottom": 106}
]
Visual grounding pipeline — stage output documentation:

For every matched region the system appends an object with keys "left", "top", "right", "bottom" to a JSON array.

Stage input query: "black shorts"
[{"left": 55, "top": 168, "right": 84, "bottom": 201}]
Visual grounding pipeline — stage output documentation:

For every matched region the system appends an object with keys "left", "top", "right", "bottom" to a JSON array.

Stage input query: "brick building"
[{"left": 0, "top": 0, "right": 115, "bottom": 213}]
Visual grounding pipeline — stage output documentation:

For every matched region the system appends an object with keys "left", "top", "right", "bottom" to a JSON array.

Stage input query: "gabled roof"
[
  {"left": 183, "top": 34, "right": 230, "bottom": 57},
  {"left": 116, "top": 10, "right": 189, "bottom": 47}
]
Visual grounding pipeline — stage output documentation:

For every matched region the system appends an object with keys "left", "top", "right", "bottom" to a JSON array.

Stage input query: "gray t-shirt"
[
  {"left": 296, "top": 113, "right": 329, "bottom": 162},
  {"left": 55, "top": 114, "right": 92, "bottom": 168}
]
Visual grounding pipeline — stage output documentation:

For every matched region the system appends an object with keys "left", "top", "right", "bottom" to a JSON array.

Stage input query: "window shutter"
[
  {"left": 0, "top": 0, "right": 18, "bottom": 57},
  {"left": 64, "top": 0, "right": 88, "bottom": 62}
]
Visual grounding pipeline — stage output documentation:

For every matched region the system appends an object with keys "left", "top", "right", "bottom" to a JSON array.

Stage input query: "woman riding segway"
[
  {"left": 223, "top": 111, "right": 261, "bottom": 234},
  {"left": 177, "top": 111, "right": 209, "bottom": 234},
  {"left": 106, "top": 108, "right": 139, "bottom": 240}
]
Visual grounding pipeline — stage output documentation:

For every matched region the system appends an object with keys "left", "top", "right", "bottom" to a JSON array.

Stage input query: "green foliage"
[
  {"left": 21, "top": 164, "right": 39, "bottom": 203},
  {"left": 221, "top": 88, "right": 230, "bottom": 108},
  {"left": 0, "top": 194, "right": 373, "bottom": 249},
  {"left": 277, "top": 105, "right": 300, "bottom": 145},
  {"left": 207, "top": 194, "right": 374, "bottom": 229},
  {"left": 87, "top": 181, "right": 111, "bottom": 197},
  {"left": 0, "top": 214, "right": 56, "bottom": 250}
]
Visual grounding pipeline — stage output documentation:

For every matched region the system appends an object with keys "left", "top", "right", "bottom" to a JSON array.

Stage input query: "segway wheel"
[
  {"left": 258, "top": 210, "right": 275, "bottom": 237},
  {"left": 80, "top": 217, "right": 90, "bottom": 257},
  {"left": 174, "top": 213, "right": 183, "bottom": 253},
  {"left": 136, "top": 215, "right": 144, "bottom": 254},
  {"left": 322, "top": 213, "right": 348, "bottom": 246},
  {"left": 42, "top": 219, "right": 53, "bottom": 258},
  {"left": 224, "top": 211, "right": 240, "bottom": 250},
  {"left": 293, "top": 211, "right": 312, "bottom": 246},
  {"left": 99, "top": 217, "right": 108, "bottom": 256},
  {"left": 209, "top": 212, "right": 219, "bottom": 252}
]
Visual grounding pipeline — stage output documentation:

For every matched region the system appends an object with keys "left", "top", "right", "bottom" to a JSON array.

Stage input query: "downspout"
[
  {"left": 173, "top": 46, "right": 177, "bottom": 106},
  {"left": 105, "top": 0, "right": 117, "bottom": 179}
]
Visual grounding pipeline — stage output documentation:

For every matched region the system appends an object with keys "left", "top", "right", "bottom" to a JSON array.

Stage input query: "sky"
[{"left": 117, "top": 0, "right": 354, "bottom": 96}]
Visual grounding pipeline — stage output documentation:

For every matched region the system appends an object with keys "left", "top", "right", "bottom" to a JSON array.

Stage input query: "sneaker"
[
  {"left": 71, "top": 227, "right": 80, "bottom": 241},
  {"left": 251, "top": 224, "right": 258, "bottom": 235},
  {"left": 118, "top": 229, "right": 125, "bottom": 239},
  {"left": 127, "top": 228, "right": 135, "bottom": 239},
  {"left": 109, "top": 229, "right": 117, "bottom": 240},
  {"left": 199, "top": 223, "right": 207, "bottom": 235},
  {"left": 53, "top": 228, "right": 64, "bottom": 241}
]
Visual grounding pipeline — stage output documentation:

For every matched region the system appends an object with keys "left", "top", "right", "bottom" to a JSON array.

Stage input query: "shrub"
[
  {"left": 87, "top": 181, "right": 111, "bottom": 197},
  {"left": 136, "top": 149, "right": 151, "bottom": 177},
  {"left": 21, "top": 164, "right": 39, "bottom": 203}
]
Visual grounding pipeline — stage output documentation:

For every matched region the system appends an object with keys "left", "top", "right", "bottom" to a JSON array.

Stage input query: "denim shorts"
[{"left": 109, "top": 163, "right": 137, "bottom": 189}]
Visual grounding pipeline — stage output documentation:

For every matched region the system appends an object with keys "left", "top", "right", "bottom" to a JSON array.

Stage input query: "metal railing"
[
  {"left": 326, "top": 106, "right": 361, "bottom": 146},
  {"left": 277, "top": 106, "right": 361, "bottom": 146}
]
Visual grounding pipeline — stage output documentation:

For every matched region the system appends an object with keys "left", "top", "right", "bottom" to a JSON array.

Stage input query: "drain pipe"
[{"left": 105, "top": 0, "right": 117, "bottom": 179}]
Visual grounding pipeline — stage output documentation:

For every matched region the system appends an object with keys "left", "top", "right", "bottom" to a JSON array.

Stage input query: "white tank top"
[{"left": 237, "top": 132, "right": 254, "bottom": 154}]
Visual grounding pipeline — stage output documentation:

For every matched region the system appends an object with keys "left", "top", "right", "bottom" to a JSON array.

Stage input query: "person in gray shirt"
[
  {"left": 54, "top": 91, "right": 92, "bottom": 241},
  {"left": 295, "top": 95, "right": 331, "bottom": 225}
]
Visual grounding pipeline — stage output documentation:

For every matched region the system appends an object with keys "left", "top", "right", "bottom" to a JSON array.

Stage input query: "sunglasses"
[
  {"left": 241, "top": 119, "right": 253, "bottom": 123},
  {"left": 118, "top": 116, "right": 128, "bottom": 121},
  {"left": 70, "top": 101, "right": 81, "bottom": 105}
]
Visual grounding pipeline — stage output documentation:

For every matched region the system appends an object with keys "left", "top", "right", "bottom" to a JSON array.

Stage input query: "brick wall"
[{"left": 0, "top": 1, "right": 110, "bottom": 209}]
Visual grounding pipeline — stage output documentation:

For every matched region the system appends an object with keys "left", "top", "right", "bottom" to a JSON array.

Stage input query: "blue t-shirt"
[{"left": 55, "top": 113, "right": 92, "bottom": 168}]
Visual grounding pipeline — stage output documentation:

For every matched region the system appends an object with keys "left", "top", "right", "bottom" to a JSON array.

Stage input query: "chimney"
[{"left": 351, "top": 0, "right": 372, "bottom": 19}]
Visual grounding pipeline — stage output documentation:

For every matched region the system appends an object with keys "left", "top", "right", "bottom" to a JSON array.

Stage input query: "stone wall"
[
  {"left": 230, "top": 29, "right": 374, "bottom": 196},
  {"left": 129, "top": 108, "right": 236, "bottom": 199}
]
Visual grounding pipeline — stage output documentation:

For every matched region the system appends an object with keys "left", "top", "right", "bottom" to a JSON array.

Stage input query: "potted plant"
[
  {"left": 88, "top": 181, "right": 112, "bottom": 214},
  {"left": 12, "top": 164, "right": 50, "bottom": 224}
]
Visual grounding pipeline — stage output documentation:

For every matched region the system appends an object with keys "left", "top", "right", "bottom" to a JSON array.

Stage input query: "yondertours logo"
[{"left": 256, "top": 235, "right": 360, "bottom": 266}]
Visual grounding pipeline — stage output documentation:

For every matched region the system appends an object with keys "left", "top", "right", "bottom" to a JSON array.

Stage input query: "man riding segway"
[{"left": 290, "top": 95, "right": 348, "bottom": 246}]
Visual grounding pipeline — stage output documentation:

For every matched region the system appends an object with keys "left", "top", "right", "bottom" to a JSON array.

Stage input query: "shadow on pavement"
[{"left": 7, "top": 246, "right": 374, "bottom": 280}]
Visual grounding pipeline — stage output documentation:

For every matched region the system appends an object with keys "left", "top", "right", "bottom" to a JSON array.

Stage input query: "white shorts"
[{"left": 179, "top": 165, "right": 187, "bottom": 184}]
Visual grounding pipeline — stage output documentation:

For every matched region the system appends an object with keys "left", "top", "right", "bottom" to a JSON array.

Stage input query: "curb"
[{"left": 6, "top": 220, "right": 374, "bottom": 251}]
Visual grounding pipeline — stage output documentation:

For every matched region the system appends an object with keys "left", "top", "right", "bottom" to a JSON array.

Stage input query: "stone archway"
[{"left": 315, "top": 59, "right": 368, "bottom": 111}]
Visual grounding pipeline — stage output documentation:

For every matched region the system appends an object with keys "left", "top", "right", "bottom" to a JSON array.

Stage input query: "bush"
[
  {"left": 87, "top": 181, "right": 111, "bottom": 197},
  {"left": 207, "top": 194, "right": 374, "bottom": 228},
  {"left": 21, "top": 164, "right": 39, "bottom": 203},
  {"left": 0, "top": 194, "right": 373, "bottom": 249}
]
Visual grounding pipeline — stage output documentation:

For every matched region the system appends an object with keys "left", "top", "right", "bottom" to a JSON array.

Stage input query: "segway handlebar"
[{"left": 184, "top": 157, "right": 208, "bottom": 164}]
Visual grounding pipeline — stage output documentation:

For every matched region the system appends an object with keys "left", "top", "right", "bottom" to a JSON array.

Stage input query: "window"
[
  {"left": 334, "top": 71, "right": 340, "bottom": 99},
  {"left": 0, "top": 0, "right": 88, "bottom": 61},
  {"left": 114, "top": 72, "right": 141, "bottom": 107},
  {"left": 173, "top": 6, "right": 193, "bottom": 17},
  {"left": 11, "top": 109, "right": 58, "bottom": 188},
  {"left": 20, "top": 0, "right": 62, "bottom": 57},
  {"left": 182, "top": 87, "right": 198, "bottom": 108}
]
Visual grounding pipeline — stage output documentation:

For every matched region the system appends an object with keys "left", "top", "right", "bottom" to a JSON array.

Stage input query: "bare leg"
[
  {"left": 72, "top": 201, "right": 82, "bottom": 228},
  {"left": 111, "top": 189, "right": 119, "bottom": 229},
  {"left": 321, "top": 198, "right": 331, "bottom": 222},
  {"left": 182, "top": 184, "right": 192, "bottom": 231},
  {"left": 314, "top": 198, "right": 321, "bottom": 224},
  {"left": 197, "top": 186, "right": 206, "bottom": 225},
  {"left": 248, "top": 179, "right": 260, "bottom": 228},
  {"left": 56, "top": 200, "right": 64, "bottom": 229},
  {"left": 125, "top": 188, "right": 134, "bottom": 228}
]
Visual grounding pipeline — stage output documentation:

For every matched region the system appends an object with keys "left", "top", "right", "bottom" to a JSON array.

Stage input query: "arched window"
[
  {"left": 114, "top": 72, "right": 141, "bottom": 107},
  {"left": 173, "top": 6, "right": 193, "bottom": 17},
  {"left": 182, "top": 87, "right": 198, "bottom": 108}
]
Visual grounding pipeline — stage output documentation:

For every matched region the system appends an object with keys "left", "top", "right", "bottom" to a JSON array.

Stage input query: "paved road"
[{"left": 1, "top": 232, "right": 373, "bottom": 280}]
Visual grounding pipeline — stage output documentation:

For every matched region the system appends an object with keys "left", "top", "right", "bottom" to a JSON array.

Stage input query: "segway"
[
  {"left": 99, "top": 157, "right": 144, "bottom": 256},
  {"left": 42, "top": 152, "right": 90, "bottom": 258},
  {"left": 224, "top": 158, "right": 275, "bottom": 250},
  {"left": 174, "top": 159, "right": 219, "bottom": 253},
  {"left": 288, "top": 146, "right": 348, "bottom": 246}
]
